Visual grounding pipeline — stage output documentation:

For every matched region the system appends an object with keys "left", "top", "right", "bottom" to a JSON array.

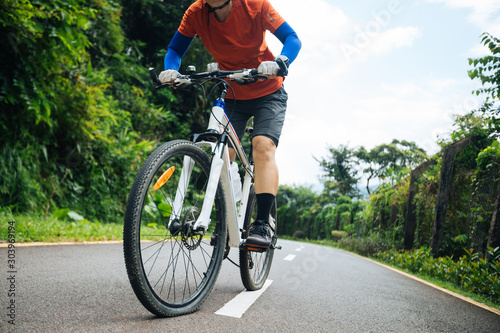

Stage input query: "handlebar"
[
  {"left": 149, "top": 67, "right": 264, "bottom": 90},
  {"left": 149, "top": 58, "right": 288, "bottom": 90}
]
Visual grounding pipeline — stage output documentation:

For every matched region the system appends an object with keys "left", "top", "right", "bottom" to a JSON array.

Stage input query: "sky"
[{"left": 264, "top": 0, "right": 500, "bottom": 190}]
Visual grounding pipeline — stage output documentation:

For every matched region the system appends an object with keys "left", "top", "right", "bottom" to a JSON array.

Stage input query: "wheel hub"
[{"left": 181, "top": 207, "right": 202, "bottom": 250}]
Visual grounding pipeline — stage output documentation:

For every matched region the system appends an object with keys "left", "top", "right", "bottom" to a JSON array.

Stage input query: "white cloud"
[
  {"left": 427, "top": 78, "right": 457, "bottom": 92},
  {"left": 269, "top": 0, "right": 421, "bottom": 68},
  {"left": 425, "top": 0, "right": 500, "bottom": 58},
  {"left": 425, "top": 0, "right": 500, "bottom": 33},
  {"left": 382, "top": 82, "right": 425, "bottom": 97},
  {"left": 361, "top": 26, "right": 422, "bottom": 58}
]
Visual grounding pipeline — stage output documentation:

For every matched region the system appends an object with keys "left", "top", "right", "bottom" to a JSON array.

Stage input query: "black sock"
[{"left": 256, "top": 193, "right": 275, "bottom": 222}]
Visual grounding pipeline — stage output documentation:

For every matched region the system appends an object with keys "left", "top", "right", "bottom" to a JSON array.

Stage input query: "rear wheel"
[
  {"left": 123, "top": 140, "right": 227, "bottom": 317},
  {"left": 239, "top": 186, "right": 277, "bottom": 290}
]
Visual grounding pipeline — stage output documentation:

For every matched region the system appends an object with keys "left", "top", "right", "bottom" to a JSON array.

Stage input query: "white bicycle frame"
[{"left": 168, "top": 101, "right": 253, "bottom": 248}]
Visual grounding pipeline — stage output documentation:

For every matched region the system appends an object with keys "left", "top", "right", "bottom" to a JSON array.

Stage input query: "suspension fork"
[
  {"left": 193, "top": 137, "right": 227, "bottom": 233},
  {"left": 167, "top": 139, "right": 227, "bottom": 234},
  {"left": 167, "top": 155, "right": 195, "bottom": 228}
]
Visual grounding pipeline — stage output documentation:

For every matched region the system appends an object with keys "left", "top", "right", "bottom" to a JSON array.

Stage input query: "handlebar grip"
[
  {"left": 149, "top": 67, "right": 162, "bottom": 87},
  {"left": 275, "top": 56, "right": 289, "bottom": 77}
]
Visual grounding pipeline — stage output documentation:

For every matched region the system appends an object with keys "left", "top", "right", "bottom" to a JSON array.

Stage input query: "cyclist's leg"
[
  {"left": 239, "top": 185, "right": 277, "bottom": 290},
  {"left": 252, "top": 136, "right": 278, "bottom": 195},
  {"left": 245, "top": 86, "right": 287, "bottom": 248},
  {"left": 252, "top": 85, "right": 287, "bottom": 193}
]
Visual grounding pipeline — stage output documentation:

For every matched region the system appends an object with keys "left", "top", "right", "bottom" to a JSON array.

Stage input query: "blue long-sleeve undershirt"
[
  {"left": 164, "top": 31, "right": 193, "bottom": 70},
  {"left": 164, "top": 21, "right": 301, "bottom": 70},
  {"left": 273, "top": 21, "right": 301, "bottom": 64}
]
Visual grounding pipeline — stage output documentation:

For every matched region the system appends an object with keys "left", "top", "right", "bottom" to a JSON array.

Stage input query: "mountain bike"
[{"left": 123, "top": 61, "right": 287, "bottom": 317}]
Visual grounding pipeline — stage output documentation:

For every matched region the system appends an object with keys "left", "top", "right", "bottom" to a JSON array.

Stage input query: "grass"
[
  {"left": 0, "top": 213, "right": 124, "bottom": 243},
  {"left": 0, "top": 212, "right": 205, "bottom": 244}
]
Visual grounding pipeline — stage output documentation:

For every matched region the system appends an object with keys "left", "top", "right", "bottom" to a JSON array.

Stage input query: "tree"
[
  {"left": 488, "top": 178, "right": 500, "bottom": 251},
  {"left": 404, "top": 159, "right": 437, "bottom": 250},
  {"left": 0, "top": 0, "right": 100, "bottom": 212},
  {"left": 334, "top": 196, "right": 352, "bottom": 231},
  {"left": 468, "top": 33, "right": 500, "bottom": 251},
  {"left": 469, "top": 33, "right": 500, "bottom": 102},
  {"left": 356, "top": 140, "right": 427, "bottom": 195},
  {"left": 276, "top": 185, "right": 319, "bottom": 238},
  {"left": 431, "top": 137, "right": 475, "bottom": 257},
  {"left": 315, "top": 205, "right": 336, "bottom": 239},
  {"left": 317, "top": 144, "right": 360, "bottom": 199},
  {"left": 0, "top": 0, "right": 218, "bottom": 220}
]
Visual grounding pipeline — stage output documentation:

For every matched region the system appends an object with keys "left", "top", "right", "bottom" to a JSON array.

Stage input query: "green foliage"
[
  {"left": 0, "top": 212, "right": 124, "bottom": 243},
  {"left": 331, "top": 230, "right": 348, "bottom": 241},
  {"left": 1, "top": 0, "right": 94, "bottom": 125},
  {"left": 476, "top": 141, "right": 500, "bottom": 176},
  {"left": 463, "top": 32, "right": 500, "bottom": 141},
  {"left": 337, "top": 233, "right": 389, "bottom": 256},
  {"left": 362, "top": 167, "right": 410, "bottom": 247},
  {"left": 0, "top": 145, "right": 47, "bottom": 212},
  {"left": 277, "top": 184, "right": 319, "bottom": 238},
  {"left": 317, "top": 145, "right": 361, "bottom": 198},
  {"left": 0, "top": 0, "right": 201, "bottom": 223},
  {"left": 468, "top": 33, "right": 500, "bottom": 101},
  {"left": 356, "top": 139, "right": 427, "bottom": 194},
  {"left": 315, "top": 205, "right": 336, "bottom": 239},
  {"left": 435, "top": 133, "right": 498, "bottom": 257}
]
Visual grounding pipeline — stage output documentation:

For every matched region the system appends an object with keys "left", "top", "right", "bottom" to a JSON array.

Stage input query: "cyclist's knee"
[{"left": 252, "top": 136, "right": 276, "bottom": 162}]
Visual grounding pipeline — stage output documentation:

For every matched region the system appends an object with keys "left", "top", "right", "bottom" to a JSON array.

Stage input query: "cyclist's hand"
[
  {"left": 258, "top": 61, "right": 279, "bottom": 79},
  {"left": 159, "top": 69, "right": 180, "bottom": 84}
]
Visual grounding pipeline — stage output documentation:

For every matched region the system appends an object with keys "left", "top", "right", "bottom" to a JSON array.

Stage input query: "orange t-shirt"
[{"left": 178, "top": 0, "right": 285, "bottom": 100}]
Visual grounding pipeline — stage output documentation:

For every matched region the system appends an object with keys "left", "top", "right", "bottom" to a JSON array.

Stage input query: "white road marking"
[
  {"left": 283, "top": 254, "right": 296, "bottom": 261},
  {"left": 215, "top": 280, "right": 273, "bottom": 318},
  {"left": 295, "top": 246, "right": 305, "bottom": 252}
]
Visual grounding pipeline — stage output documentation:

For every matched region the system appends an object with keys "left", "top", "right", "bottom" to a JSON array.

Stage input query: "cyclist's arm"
[
  {"left": 164, "top": 31, "right": 194, "bottom": 70},
  {"left": 273, "top": 22, "right": 301, "bottom": 64}
]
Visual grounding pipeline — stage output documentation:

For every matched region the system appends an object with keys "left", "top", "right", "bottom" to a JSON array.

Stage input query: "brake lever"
[
  {"left": 253, "top": 74, "right": 269, "bottom": 80},
  {"left": 275, "top": 56, "right": 289, "bottom": 77},
  {"left": 149, "top": 67, "right": 162, "bottom": 88},
  {"left": 229, "top": 68, "right": 268, "bottom": 85},
  {"left": 233, "top": 78, "right": 256, "bottom": 86},
  {"left": 148, "top": 67, "right": 176, "bottom": 90}
]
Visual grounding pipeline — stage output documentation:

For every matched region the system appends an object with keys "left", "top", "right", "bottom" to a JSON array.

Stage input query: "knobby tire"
[{"left": 123, "top": 140, "right": 227, "bottom": 317}]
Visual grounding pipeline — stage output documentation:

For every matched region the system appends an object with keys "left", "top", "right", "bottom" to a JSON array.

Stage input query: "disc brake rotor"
[{"left": 181, "top": 206, "right": 202, "bottom": 250}]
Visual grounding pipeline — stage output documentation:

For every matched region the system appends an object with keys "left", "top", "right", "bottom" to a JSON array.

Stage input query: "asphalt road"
[{"left": 1, "top": 240, "right": 499, "bottom": 332}]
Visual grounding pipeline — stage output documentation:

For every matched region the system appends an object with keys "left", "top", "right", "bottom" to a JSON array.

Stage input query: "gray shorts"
[{"left": 225, "top": 86, "right": 288, "bottom": 147}]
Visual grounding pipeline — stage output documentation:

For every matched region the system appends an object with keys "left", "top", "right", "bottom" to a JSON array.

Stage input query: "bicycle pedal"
[
  {"left": 239, "top": 242, "right": 268, "bottom": 253},
  {"left": 247, "top": 246, "right": 264, "bottom": 252},
  {"left": 272, "top": 244, "right": 282, "bottom": 250}
]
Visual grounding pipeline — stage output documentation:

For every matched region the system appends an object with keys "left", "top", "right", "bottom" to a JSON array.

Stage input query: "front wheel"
[
  {"left": 123, "top": 140, "right": 227, "bottom": 317},
  {"left": 239, "top": 186, "right": 277, "bottom": 290}
]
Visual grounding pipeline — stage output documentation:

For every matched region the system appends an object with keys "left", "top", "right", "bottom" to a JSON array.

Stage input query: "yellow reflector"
[{"left": 153, "top": 166, "right": 175, "bottom": 191}]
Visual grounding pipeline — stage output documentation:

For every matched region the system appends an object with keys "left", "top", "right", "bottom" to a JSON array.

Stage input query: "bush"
[
  {"left": 331, "top": 230, "right": 348, "bottom": 241},
  {"left": 337, "top": 233, "right": 389, "bottom": 256},
  {"left": 294, "top": 230, "right": 305, "bottom": 239}
]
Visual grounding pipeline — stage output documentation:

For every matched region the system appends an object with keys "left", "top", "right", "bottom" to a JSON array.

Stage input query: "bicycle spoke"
[{"left": 124, "top": 141, "right": 226, "bottom": 316}]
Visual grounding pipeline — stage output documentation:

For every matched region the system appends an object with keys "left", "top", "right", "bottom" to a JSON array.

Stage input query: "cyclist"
[{"left": 159, "top": 0, "right": 301, "bottom": 249}]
